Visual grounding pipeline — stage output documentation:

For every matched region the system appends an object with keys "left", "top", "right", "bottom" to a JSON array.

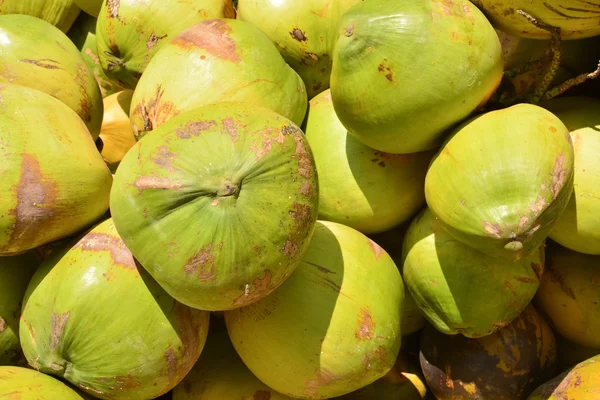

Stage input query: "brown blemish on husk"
[
  {"left": 551, "top": 154, "right": 567, "bottom": 199},
  {"left": 253, "top": 390, "right": 271, "bottom": 400},
  {"left": 99, "top": 374, "right": 141, "bottom": 390},
  {"left": 515, "top": 276, "right": 537, "bottom": 283},
  {"left": 135, "top": 85, "right": 181, "bottom": 136},
  {"left": 377, "top": 59, "right": 393, "bottom": 82},
  {"left": 152, "top": 145, "right": 178, "bottom": 171},
  {"left": 75, "top": 63, "right": 93, "bottom": 123},
  {"left": 233, "top": 270, "right": 273, "bottom": 306},
  {"left": 504, "top": 280, "right": 518, "bottom": 296},
  {"left": 172, "top": 302, "right": 205, "bottom": 385},
  {"left": 74, "top": 232, "right": 136, "bottom": 269},
  {"left": 176, "top": 120, "right": 217, "bottom": 139},
  {"left": 18, "top": 59, "right": 61, "bottom": 69},
  {"left": 292, "top": 133, "right": 312, "bottom": 179},
  {"left": 299, "top": 181, "right": 313, "bottom": 198},
  {"left": 0, "top": 317, "right": 6, "bottom": 332},
  {"left": 290, "top": 28, "right": 307, "bottom": 42},
  {"left": 222, "top": 117, "right": 238, "bottom": 141},
  {"left": 305, "top": 368, "right": 340, "bottom": 396},
  {"left": 184, "top": 244, "right": 215, "bottom": 281},
  {"left": 50, "top": 312, "right": 70, "bottom": 351},
  {"left": 133, "top": 176, "right": 182, "bottom": 194},
  {"left": 107, "top": 0, "right": 120, "bottom": 18},
  {"left": 356, "top": 308, "right": 375, "bottom": 340},
  {"left": 172, "top": 20, "right": 240, "bottom": 63},
  {"left": 484, "top": 222, "right": 502, "bottom": 238},
  {"left": 8, "top": 154, "right": 58, "bottom": 247},
  {"left": 546, "top": 263, "right": 576, "bottom": 300},
  {"left": 146, "top": 33, "right": 167, "bottom": 52},
  {"left": 282, "top": 240, "right": 299, "bottom": 257},
  {"left": 368, "top": 239, "right": 383, "bottom": 260},
  {"left": 165, "top": 347, "right": 177, "bottom": 381},
  {"left": 289, "top": 202, "right": 312, "bottom": 232},
  {"left": 531, "top": 262, "right": 543, "bottom": 280},
  {"left": 518, "top": 216, "right": 529, "bottom": 230},
  {"left": 250, "top": 127, "right": 286, "bottom": 160},
  {"left": 530, "top": 194, "right": 547, "bottom": 213}
]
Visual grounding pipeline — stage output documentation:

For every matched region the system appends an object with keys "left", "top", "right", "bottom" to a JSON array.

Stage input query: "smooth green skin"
[
  {"left": 129, "top": 19, "right": 307, "bottom": 140},
  {"left": 225, "top": 221, "right": 405, "bottom": 399},
  {"left": 305, "top": 90, "right": 431, "bottom": 234},
  {"left": 0, "top": 83, "right": 112, "bottom": 256},
  {"left": 420, "top": 305, "right": 557, "bottom": 400},
  {"left": 237, "top": 0, "right": 361, "bottom": 99},
  {"left": 0, "top": 14, "right": 103, "bottom": 138},
  {"left": 0, "top": 253, "right": 39, "bottom": 365},
  {"left": 330, "top": 0, "right": 503, "bottom": 154},
  {"left": 68, "top": 12, "right": 126, "bottom": 98},
  {"left": 173, "top": 329, "right": 292, "bottom": 400},
  {"left": 527, "top": 354, "right": 600, "bottom": 400},
  {"left": 96, "top": 0, "right": 234, "bottom": 89},
  {"left": 0, "top": 366, "right": 84, "bottom": 399},
  {"left": 425, "top": 103, "right": 575, "bottom": 262},
  {"left": 110, "top": 102, "right": 318, "bottom": 311},
  {"left": 534, "top": 242, "right": 600, "bottom": 348},
  {"left": 19, "top": 218, "right": 210, "bottom": 399},
  {"left": 541, "top": 97, "right": 600, "bottom": 255},
  {"left": 0, "top": 0, "right": 80, "bottom": 32},
  {"left": 471, "top": 0, "right": 600, "bottom": 40},
  {"left": 73, "top": 0, "right": 101, "bottom": 17},
  {"left": 402, "top": 208, "right": 544, "bottom": 338}
]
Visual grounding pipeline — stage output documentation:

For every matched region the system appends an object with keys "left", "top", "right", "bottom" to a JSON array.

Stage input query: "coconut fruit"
[
  {"left": 425, "top": 103, "right": 574, "bottom": 261},
  {"left": 225, "top": 221, "right": 405, "bottom": 399},
  {"left": 19, "top": 218, "right": 210, "bottom": 399}
]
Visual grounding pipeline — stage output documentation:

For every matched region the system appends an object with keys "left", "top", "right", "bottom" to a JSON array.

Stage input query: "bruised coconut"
[
  {"left": 0, "top": 366, "right": 85, "bottom": 399},
  {"left": 110, "top": 102, "right": 318, "bottom": 311},
  {"left": 0, "top": 253, "right": 39, "bottom": 365},
  {"left": 330, "top": 0, "right": 504, "bottom": 154},
  {"left": 402, "top": 208, "right": 544, "bottom": 338},
  {"left": 420, "top": 305, "right": 557, "bottom": 400},
  {"left": 305, "top": 89, "right": 432, "bottom": 234},
  {"left": 237, "top": 0, "right": 361, "bottom": 99},
  {"left": 471, "top": 0, "right": 600, "bottom": 40},
  {"left": 98, "top": 90, "right": 136, "bottom": 173},
  {"left": 0, "top": 14, "right": 103, "bottom": 137},
  {"left": 225, "top": 221, "right": 405, "bottom": 399},
  {"left": 19, "top": 218, "right": 210, "bottom": 399},
  {"left": 534, "top": 242, "right": 600, "bottom": 349},
  {"left": 425, "top": 103, "right": 574, "bottom": 261},
  {"left": 0, "top": 0, "right": 80, "bottom": 32},
  {"left": 129, "top": 19, "right": 307, "bottom": 140},
  {"left": 541, "top": 97, "right": 600, "bottom": 255},
  {"left": 527, "top": 354, "right": 600, "bottom": 400},
  {"left": 173, "top": 326, "right": 292, "bottom": 400},
  {"left": 96, "top": 0, "right": 234, "bottom": 89},
  {"left": 0, "top": 83, "right": 112, "bottom": 256}
]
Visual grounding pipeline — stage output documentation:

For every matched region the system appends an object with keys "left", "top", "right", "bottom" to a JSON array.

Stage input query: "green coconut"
[
  {"left": 0, "top": 253, "right": 39, "bottom": 365},
  {"left": 20, "top": 218, "right": 210, "bottom": 399},
  {"left": 540, "top": 97, "right": 600, "bottom": 255},
  {"left": 471, "top": 0, "right": 600, "bottom": 40},
  {"left": 0, "top": 83, "right": 112, "bottom": 256},
  {"left": 225, "top": 220, "right": 405, "bottom": 399},
  {"left": 110, "top": 102, "right": 318, "bottom": 311},
  {"left": 173, "top": 327, "right": 292, "bottom": 400},
  {"left": 237, "top": 0, "right": 361, "bottom": 99},
  {"left": 73, "top": 0, "right": 102, "bottom": 17},
  {"left": 534, "top": 242, "right": 600, "bottom": 349},
  {"left": 96, "top": 0, "right": 235, "bottom": 89},
  {"left": 305, "top": 89, "right": 432, "bottom": 234},
  {"left": 425, "top": 103, "right": 574, "bottom": 261},
  {"left": 330, "top": 0, "right": 504, "bottom": 154},
  {"left": 67, "top": 12, "right": 127, "bottom": 97},
  {"left": 129, "top": 18, "right": 307, "bottom": 140},
  {"left": 420, "top": 305, "right": 557, "bottom": 400},
  {"left": 0, "top": 14, "right": 103, "bottom": 137},
  {"left": 0, "top": 0, "right": 80, "bottom": 32},
  {"left": 0, "top": 366, "right": 85, "bottom": 399},
  {"left": 527, "top": 354, "right": 600, "bottom": 400},
  {"left": 402, "top": 207, "right": 544, "bottom": 338}
]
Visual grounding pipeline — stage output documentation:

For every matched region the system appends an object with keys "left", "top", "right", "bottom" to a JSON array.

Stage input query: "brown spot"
[
  {"left": 515, "top": 276, "right": 537, "bottom": 283},
  {"left": 549, "top": 126, "right": 557, "bottom": 133},
  {"left": 344, "top": 24, "right": 354, "bottom": 36},
  {"left": 368, "top": 239, "right": 384, "bottom": 260},
  {"left": 518, "top": 216, "right": 529, "bottom": 230},
  {"left": 377, "top": 59, "right": 394, "bottom": 82},
  {"left": 253, "top": 390, "right": 271, "bottom": 400},
  {"left": 282, "top": 240, "right": 299, "bottom": 257},
  {"left": 356, "top": 308, "right": 375, "bottom": 340},
  {"left": 107, "top": 0, "right": 120, "bottom": 18},
  {"left": 172, "top": 20, "right": 240, "bottom": 63},
  {"left": 184, "top": 245, "right": 215, "bottom": 281},
  {"left": 378, "top": 161, "right": 386, "bottom": 167},
  {"left": 133, "top": 176, "right": 182, "bottom": 194},
  {"left": 305, "top": 368, "right": 341, "bottom": 396},
  {"left": 289, "top": 202, "right": 312, "bottom": 232},
  {"left": 171, "top": 302, "right": 206, "bottom": 386},
  {"left": 547, "top": 264, "right": 576, "bottom": 300},
  {"left": 483, "top": 222, "right": 502, "bottom": 238},
  {"left": 290, "top": 28, "right": 307, "bottom": 42},
  {"left": 7, "top": 154, "right": 58, "bottom": 249},
  {"left": 74, "top": 63, "right": 93, "bottom": 123},
  {"left": 232, "top": 270, "right": 273, "bottom": 306},
  {"left": 299, "top": 181, "right": 313, "bottom": 198},
  {"left": 250, "top": 127, "right": 287, "bottom": 160},
  {"left": 504, "top": 280, "right": 517, "bottom": 296},
  {"left": 212, "top": 198, "right": 219, "bottom": 206},
  {"left": 146, "top": 32, "right": 167, "bottom": 52},
  {"left": 530, "top": 194, "right": 547, "bottom": 213},
  {"left": 502, "top": 7, "right": 515, "bottom": 16},
  {"left": 176, "top": 120, "right": 217, "bottom": 139},
  {"left": 222, "top": 118, "right": 238, "bottom": 141},
  {"left": 134, "top": 85, "right": 181, "bottom": 137},
  {"left": 531, "top": 262, "right": 543, "bottom": 280},
  {"left": 0, "top": 317, "right": 5, "bottom": 332},
  {"left": 84, "top": 47, "right": 100, "bottom": 64},
  {"left": 19, "top": 59, "right": 61, "bottom": 69},
  {"left": 551, "top": 154, "right": 568, "bottom": 199},
  {"left": 74, "top": 232, "right": 136, "bottom": 269},
  {"left": 564, "top": 131, "right": 573, "bottom": 145},
  {"left": 461, "top": 200, "right": 466, "bottom": 206},
  {"left": 165, "top": 347, "right": 177, "bottom": 380},
  {"left": 50, "top": 312, "right": 70, "bottom": 351},
  {"left": 152, "top": 145, "right": 178, "bottom": 171}
]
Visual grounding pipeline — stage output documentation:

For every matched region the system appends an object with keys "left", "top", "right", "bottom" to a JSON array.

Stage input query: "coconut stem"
[
  {"left": 516, "top": 10, "right": 562, "bottom": 104},
  {"left": 542, "top": 60, "right": 600, "bottom": 100},
  {"left": 504, "top": 56, "right": 551, "bottom": 79}
]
